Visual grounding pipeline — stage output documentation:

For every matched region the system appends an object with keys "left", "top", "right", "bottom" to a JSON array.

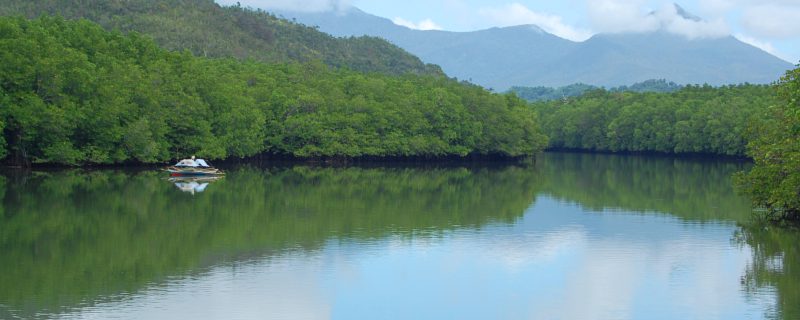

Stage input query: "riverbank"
[
  {"left": 543, "top": 148, "right": 753, "bottom": 161},
  {"left": 1, "top": 152, "right": 541, "bottom": 169}
]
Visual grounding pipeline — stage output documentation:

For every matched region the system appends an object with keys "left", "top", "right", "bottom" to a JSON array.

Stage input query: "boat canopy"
[{"left": 174, "top": 158, "right": 211, "bottom": 167}]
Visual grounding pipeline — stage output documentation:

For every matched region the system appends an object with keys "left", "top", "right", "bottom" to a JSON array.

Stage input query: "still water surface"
[{"left": 0, "top": 153, "right": 797, "bottom": 320}]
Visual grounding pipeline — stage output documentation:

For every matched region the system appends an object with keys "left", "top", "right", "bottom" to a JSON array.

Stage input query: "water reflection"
[
  {"left": 536, "top": 152, "right": 753, "bottom": 222},
  {"left": 0, "top": 165, "right": 540, "bottom": 318},
  {"left": 0, "top": 153, "right": 796, "bottom": 319},
  {"left": 736, "top": 225, "right": 800, "bottom": 320},
  {"left": 168, "top": 176, "right": 223, "bottom": 194}
]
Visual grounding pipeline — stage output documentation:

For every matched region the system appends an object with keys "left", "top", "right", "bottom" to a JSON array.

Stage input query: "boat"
[{"left": 165, "top": 156, "right": 224, "bottom": 176}]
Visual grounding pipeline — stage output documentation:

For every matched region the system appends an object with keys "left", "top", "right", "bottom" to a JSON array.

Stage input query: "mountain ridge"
[{"left": 276, "top": 6, "right": 793, "bottom": 90}]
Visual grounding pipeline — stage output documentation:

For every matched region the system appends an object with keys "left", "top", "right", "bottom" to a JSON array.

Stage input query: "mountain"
[
  {"left": 528, "top": 32, "right": 789, "bottom": 87},
  {"left": 276, "top": 6, "right": 793, "bottom": 90},
  {"left": 0, "top": 0, "right": 442, "bottom": 76},
  {"left": 673, "top": 4, "right": 702, "bottom": 21}
]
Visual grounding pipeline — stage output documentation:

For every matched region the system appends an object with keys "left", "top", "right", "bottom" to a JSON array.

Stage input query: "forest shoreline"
[
  {"left": 1, "top": 152, "right": 533, "bottom": 169},
  {"left": 1, "top": 150, "right": 751, "bottom": 169}
]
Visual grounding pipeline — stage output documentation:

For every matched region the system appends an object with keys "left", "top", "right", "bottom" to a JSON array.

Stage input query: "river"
[{"left": 0, "top": 153, "right": 796, "bottom": 320}]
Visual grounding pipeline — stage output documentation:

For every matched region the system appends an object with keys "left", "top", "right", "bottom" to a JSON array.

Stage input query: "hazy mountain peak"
[
  {"left": 523, "top": 24, "right": 545, "bottom": 34},
  {"left": 673, "top": 3, "right": 702, "bottom": 22},
  {"left": 493, "top": 24, "right": 546, "bottom": 34},
  {"left": 648, "top": 3, "right": 702, "bottom": 22},
  {"left": 634, "top": 3, "right": 730, "bottom": 40}
]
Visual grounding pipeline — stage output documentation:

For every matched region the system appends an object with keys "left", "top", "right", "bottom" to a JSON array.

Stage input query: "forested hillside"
[
  {"left": 531, "top": 85, "right": 776, "bottom": 156},
  {"left": 0, "top": 16, "right": 546, "bottom": 165},
  {"left": 0, "top": 0, "right": 442, "bottom": 76},
  {"left": 511, "top": 79, "right": 683, "bottom": 102}
]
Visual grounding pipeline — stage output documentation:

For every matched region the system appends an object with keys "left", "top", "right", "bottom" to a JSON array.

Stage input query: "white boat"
[{"left": 165, "top": 157, "right": 224, "bottom": 176}]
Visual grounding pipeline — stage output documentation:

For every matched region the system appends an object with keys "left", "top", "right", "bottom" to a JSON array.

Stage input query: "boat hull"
[{"left": 165, "top": 166, "right": 224, "bottom": 176}]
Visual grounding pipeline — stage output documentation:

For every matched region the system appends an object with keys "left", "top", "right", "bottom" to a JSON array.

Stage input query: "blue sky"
[{"left": 219, "top": 0, "right": 800, "bottom": 63}]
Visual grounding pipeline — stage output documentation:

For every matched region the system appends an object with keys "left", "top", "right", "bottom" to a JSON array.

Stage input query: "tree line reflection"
[{"left": 0, "top": 153, "right": 795, "bottom": 319}]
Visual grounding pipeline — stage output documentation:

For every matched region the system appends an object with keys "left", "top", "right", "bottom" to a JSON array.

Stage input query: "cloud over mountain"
[
  {"left": 392, "top": 17, "right": 443, "bottom": 30},
  {"left": 478, "top": 3, "right": 593, "bottom": 41},
  {"left": 587, "top": 1, "right": 728, "bottom": 39},
  {"left": 217, "top": 0, "right": 799, "bottom": 63}
]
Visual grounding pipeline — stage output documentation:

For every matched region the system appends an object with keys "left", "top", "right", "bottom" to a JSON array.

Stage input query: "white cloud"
[
  {"left": 586, "top": 1, "right": 729, "bottom": 39},
  {"left": 742, "top": 4, "right": 800, "bottom": 39},
  {"left": 392, "top": 17, "right": 443, "bottom": 30},
  {"left": 697, "top": 0, "right": 739, "bottom": 15},
  {"left": 64, "top": 253, "right": 333, "bottom": 319},
  {"left": 657, "top": 4, "right": 730, "bottom": 39},
  {"left": 479, "top": 3, "right": 593, "bottom": 41},
  {"left": 216, "top": 0, "right": 352, "bottom": 13},
  {"left": 587, "top": 0, "right": 660, "bottom": 33}
]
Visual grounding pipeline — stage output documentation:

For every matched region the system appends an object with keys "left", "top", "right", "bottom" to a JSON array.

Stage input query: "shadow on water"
[{"left": 0, "top": 152, "right": 796, "bottom": 319}]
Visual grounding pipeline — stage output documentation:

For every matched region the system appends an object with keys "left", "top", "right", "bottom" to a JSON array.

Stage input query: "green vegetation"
[
  {"left": 531, "top": 84, "right": 776, "bottom": 156},
  {"left": 0, "top": 16, "right": 547, "bottom": 165},
  {"left": 510, "top": 83, "right": 598, "bottom": 102},
  {"left": 510, "top": 79, "right": 682, "bottom": 102},
  {"left": 736, "top": 67, "right": 800, "bottom": 221},
  {"left": 0, "top": 0, "right": 441, "bottom": 76}
]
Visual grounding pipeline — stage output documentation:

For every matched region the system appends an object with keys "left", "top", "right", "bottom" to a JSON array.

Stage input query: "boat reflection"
[{"left": 168, "top": 176, "right": 223, "bottom": 194}]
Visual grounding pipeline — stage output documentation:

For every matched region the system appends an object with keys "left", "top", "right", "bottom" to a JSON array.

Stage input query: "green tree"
[
  {"left": 736, "top": 66, "right": 800, "bottom": 221},
  {"left": 531, "top": 84, "right": 776, "bottom": 157}
]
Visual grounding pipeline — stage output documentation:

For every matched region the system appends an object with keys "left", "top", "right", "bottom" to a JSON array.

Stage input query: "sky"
[{"left": 217, "top": 0, "right": 800, "bottom": 63}]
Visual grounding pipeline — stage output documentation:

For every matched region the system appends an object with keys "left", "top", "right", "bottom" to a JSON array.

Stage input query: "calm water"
[{"left": 0, "top": 153, "right": 797, "bottom": 320}]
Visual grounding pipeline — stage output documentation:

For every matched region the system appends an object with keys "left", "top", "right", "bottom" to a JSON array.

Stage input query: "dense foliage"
[
  {"left": 531, "top": 84, "right": 776, "bottom": 156},
  {"left": 0, "top": 16, "right": 546, "bottom": 165},
  {"left": 0, "top": 0, "right": 442, "bottom": 76},
  {"left": 510, "top": 79, "right": 683, "bottom": 102},
  {"left": 736, "top": 67, "right": 800, "bottom": 220},
  {"left": 612, "top": 79, "right": 683, "bottom": 94},
  {"left": 510, "top": 83, "right": 598, "bottom": 102}
]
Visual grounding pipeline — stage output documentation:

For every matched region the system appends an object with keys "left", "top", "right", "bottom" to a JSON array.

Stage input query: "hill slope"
[
  {"left": 277, "top": 7, "right": 793, "bottom": 90},
  {"left": 0, "top": 0, "right": 442, "bottom": 76}
]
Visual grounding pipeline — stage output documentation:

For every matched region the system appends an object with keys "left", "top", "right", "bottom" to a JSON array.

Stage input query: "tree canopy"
[
  {"left": 0, "top": 16, "right": 547, "bottom": 165},
  {"left": 736, "top": 66, "right": 800, "bottom": 221},
  {"left": 531, "top": 84, "right": 776, "bottom": 157},
  {"left": 510, "top": 79, "right": 683, "bottom": 102}
]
